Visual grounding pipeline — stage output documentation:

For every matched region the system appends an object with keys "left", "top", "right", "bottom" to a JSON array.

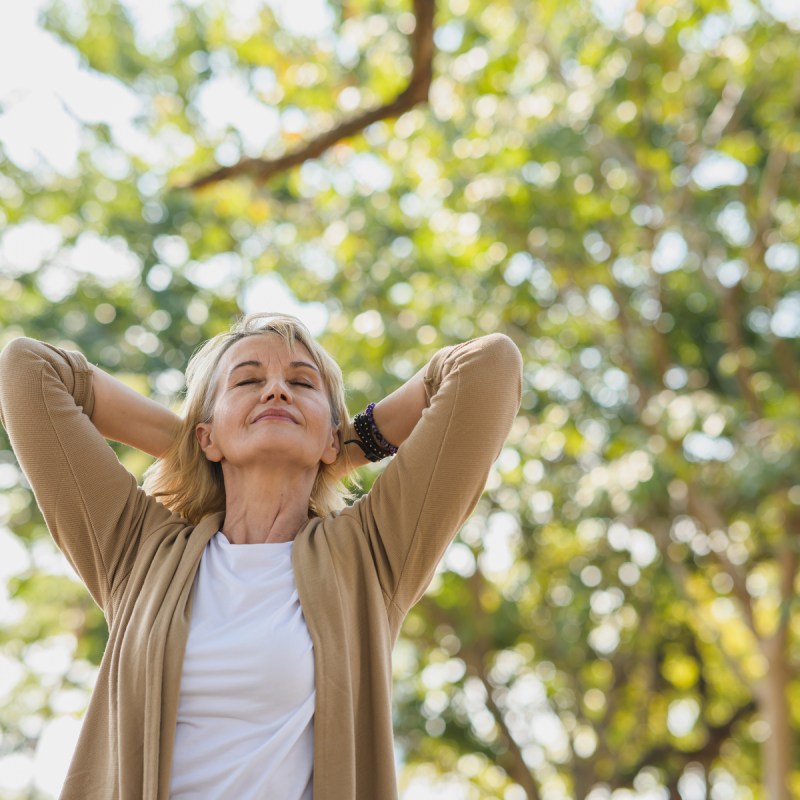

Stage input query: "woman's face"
[{"left": 195, "top": 333, "right": 339, "bottom": 472}]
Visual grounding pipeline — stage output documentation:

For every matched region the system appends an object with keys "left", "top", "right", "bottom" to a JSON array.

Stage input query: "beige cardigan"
[{"left": 0, "top": 332, "right": 522, "bottom": 799}]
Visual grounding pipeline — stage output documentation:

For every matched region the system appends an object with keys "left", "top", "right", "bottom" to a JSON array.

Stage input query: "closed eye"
[{"left": 234, "top": 379, "right": 314, "bottom": 388}]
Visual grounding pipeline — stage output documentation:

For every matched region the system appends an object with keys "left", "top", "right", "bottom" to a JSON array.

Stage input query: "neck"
[{"left": 219, "top": 463, "right": 317, "bottom": 544}]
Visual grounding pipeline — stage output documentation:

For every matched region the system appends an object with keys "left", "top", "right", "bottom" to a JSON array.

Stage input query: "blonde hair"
[{"left": 143, "top": 312, "right": 359, "bottom": 524}]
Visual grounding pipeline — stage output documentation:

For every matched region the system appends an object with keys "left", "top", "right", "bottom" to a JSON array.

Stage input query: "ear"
[
  {"left": 320, "top": 425, "right": 341, "bottom": 466},
  {"left": 195, "top": 422, "right": 223, "bottom": 463}
]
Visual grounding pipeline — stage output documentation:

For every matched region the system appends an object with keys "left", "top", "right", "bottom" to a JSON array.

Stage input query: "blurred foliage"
[{"left": 1, "top": 0, "right": 799, "bottom": 797}]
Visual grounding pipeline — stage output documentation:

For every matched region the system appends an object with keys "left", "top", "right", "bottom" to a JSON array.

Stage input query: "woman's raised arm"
[
  {"left": 347, "top": 333, "right": 523, "bottom": 616},
  {"left": 89, "top": 365, "right": 181, "bottom": 458},
  {"left": 0, "top": 337, "right": 177, "bottom": 610},
  {"left": 340, "top": 363, "right": 429, "bottom": 472}
]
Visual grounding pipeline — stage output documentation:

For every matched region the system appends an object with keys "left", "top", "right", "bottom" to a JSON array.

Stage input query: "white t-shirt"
[{"left": 169, "top": 532, "right": 315, "bottom": 800}]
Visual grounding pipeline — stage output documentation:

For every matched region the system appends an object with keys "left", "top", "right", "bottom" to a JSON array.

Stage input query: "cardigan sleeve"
[
  {"left": 352, "top": 333, "right": 523, "bottom": 616},
  {"left": 0, "top": 337, "right": 175, "bottom": 611}
]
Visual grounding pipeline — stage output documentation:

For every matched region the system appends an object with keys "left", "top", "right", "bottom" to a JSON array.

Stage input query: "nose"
[{"left": 259, "top": 376, "right": 293, "bottom": 403}]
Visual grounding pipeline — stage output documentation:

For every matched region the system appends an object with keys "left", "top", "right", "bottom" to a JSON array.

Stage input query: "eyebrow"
[{"left": 228, "top": 359, "right": 320, "bottom": 377}]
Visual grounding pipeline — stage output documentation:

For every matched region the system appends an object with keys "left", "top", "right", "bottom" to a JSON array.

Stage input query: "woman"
[{"left": 0, "top": 312, "right": 522, "bottom": 800}]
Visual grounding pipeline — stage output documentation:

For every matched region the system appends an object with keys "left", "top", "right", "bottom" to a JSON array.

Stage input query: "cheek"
[
  {"left": 209, "top": 396, "right": 243, "bottom": 436},
  {"left": 312, "top": 398, "right": 335, "bottom": 427}
]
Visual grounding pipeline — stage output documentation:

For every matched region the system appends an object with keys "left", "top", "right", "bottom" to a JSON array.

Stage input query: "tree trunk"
[{"left": 759, "top": 628, "right": 792, "bottom": 800}]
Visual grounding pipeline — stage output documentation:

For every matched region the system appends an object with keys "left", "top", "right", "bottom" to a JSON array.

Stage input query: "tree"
[{"left": 0, "top": 0, "right": 798, "bottom": 797}]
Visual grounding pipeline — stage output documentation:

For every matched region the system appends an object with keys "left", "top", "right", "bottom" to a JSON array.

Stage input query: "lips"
[{"left": 253, "top": 410, "right": 298, "bottom": 424}]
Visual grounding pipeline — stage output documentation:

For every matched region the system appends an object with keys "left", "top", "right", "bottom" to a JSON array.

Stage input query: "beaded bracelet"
[
  {"left": 363, "top": 402, "right": 398, "bottom": 455},
  {"left": 344, "top": 402, "right": 399, "bottom": 462}
]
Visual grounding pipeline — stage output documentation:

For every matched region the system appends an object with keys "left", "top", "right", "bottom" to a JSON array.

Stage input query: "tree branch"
[
  {"left": 610, "top": 699, "right": 756, "bottom": 787},
  {"left": 685, "top": 485, "right": 759, "bottom": 637},
  {"left": 465, "top": 568, "right": 542, "bottom": 800},
  {"left": 756, "top": 145, "right": 789, "bottom": 235},
  {"left": 179, "top": 0, "right": 436, "bottom": 190},
  {"left": 607, "top": 281, "right": 653, "bottom": 412},
  {"left": 747, "top": 74, "right": 800, "bottom": 393},
  {"left": 650, "top": 519, "right": 753, "bottom": 689},
  {"left": 471, "top": 663, "right": 543, "bottom": 800},
  {"left": 719, "top": 284, "right": 764, "bottom": 418},
  {"left": 754, "top": 143, "right": 800, "bottom": 394},
  {"left": 417, "top": 592, "right": 542, "bottom": 800},
  {"left": 700, "top": 81, "right": 746, "bottom": 148},
  {"left": 771, "top": 525, "right": 799, "bottom": 642}
]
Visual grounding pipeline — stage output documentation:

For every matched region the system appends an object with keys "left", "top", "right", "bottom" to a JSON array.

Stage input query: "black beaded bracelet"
[
  {"left": 344, "top": 403, "right": 398, "bottom": 462},
  {"left": 363, "top": 403, "right": 398, "bottom": 455}
]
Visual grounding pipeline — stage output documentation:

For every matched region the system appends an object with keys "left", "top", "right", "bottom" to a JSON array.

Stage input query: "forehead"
[{"left": 220, "top": 333, "right": 315, "bottom": 370}]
